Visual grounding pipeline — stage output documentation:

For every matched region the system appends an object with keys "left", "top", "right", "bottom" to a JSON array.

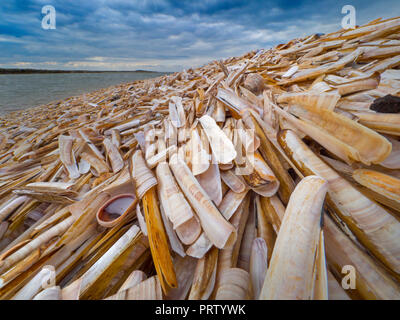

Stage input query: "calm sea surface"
[{"left": 0, "top": 71, "right": 165, "bottom": 115}]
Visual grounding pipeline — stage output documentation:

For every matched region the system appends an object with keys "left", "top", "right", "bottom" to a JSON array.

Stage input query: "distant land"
[{"left": 0, "top": 68, "right": 162, "bottom": 74}]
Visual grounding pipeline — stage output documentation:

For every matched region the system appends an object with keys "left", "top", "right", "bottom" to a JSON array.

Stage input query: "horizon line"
[{"left": 0, "top": 67, "right": 174, "bottom": 74}]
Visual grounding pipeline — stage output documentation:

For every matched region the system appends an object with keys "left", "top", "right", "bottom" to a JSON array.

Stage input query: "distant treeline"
[{"left": 0, "top": 68, "right": 160, "bottom": 74}]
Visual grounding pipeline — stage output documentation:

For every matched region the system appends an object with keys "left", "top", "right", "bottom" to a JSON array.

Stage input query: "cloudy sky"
[{"left": 0, "top": 0, "right": 399, "bottom": 71}]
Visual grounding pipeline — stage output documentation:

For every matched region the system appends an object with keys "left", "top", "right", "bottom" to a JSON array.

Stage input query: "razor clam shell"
[
  {"left": 260, "top": 176, "right": 327, "bottom": 300},
  {"left": 241, "top": 110, "right": 296, "bottom": 204},
  {"left": 242, "top": 152, "right": 280, "bottom": 197},
  {"left": 220, "top": 169, "right": 246, "bottom": 193},
  {"left": 24, "top": 181, "right": 74, "bottom": 192},
  {"left": 12, "top": 265, "right": 56, "bottom": 300},
  {"left": 110, "top": 129, "right": 121, "bottom": 148},
  {"left": 169, "top": 153, "right": 236, "bottom": 249},
  {"left": 213, "top": 193, "right": 250, "bottom": 298},
  {"left": 188, "top": 247, "right": 218, "bottom": 300},
  {"left": 352, "top": 169, "right": 400, "bottom": 204},
  {"left": 379, "top": 135, "right": 400, "bottom": 169},
  {"left": 136, "top": 203, "right": 147, "bottom": 236},
  {"left": 166, "top": 255, "right": 197, "bottom": 300},
  {"left": 145, "top": 142, "right": 157, "bottom": 161},
  {"left": 142, "top": 187, "right": 177, "bottom": 293},
  {"left": 175, "top": 215, "right": 201, "bottom": 246},
  {"left": 146, "top": 145, "right": 177, "bottom": 169},
  {"left": 279, "top": 129, "right": 400, "bottom": 274},
  {"left": 103, "top": 137, "right": 124, "bottom": 173},
  {"left": 282, "top": 65, "right": 299, "bottom": 78},
  {"left": 333, "top": 73, "right": 380, "bottom": 96},
  {"left": 215, "top": 268, "right": 252, "bottom": 300},
  {"left": 250, "top": 238, "right": 268, "bottom": 299},
  {"left": 324, "top": 215, "right": 400, "bottom": 300},
  {"left": 199, "top": 115, "right": 237, "bottom": 164},
  {"left": 155, "top": 162, "right": 196, "bottom": 230},
  {"left": 78, "top": 158, "right": 91, "bottom": 174},
  {"left": 0, "top": 221, "right": 8, "bottom": 240},
  {"left": 216, "top": 87, "right": 253, "bottom": 118},
  {"left": 196, "top": 159, "right": 223, "bottom": 206},
  {"left": 236, "top": 119, "right": 260, "bottom": 153},
  {"left": 59, "top": 135, "right": 80, "bottom": 179},
  {"left": 107, "top": 118, "right": 141, "bottom": 133},
  {"left": 313, "top": 230, "right": 328, "bottom": 300},
  {"left": 158, "top": 189, "right": 186, "bottom": 257},
  {"left": 78, "top": 129, "right": 105, "bottom": 160},
  {"left": 118, "top": 270, "right": 147, "bottom": 292},
  {"left": 33, "top": 286, "right": 61, "bottom": 300},
  {"left": 96, "top": 193, "right": 137, "bottom": 228},
  {"left": 327, "top": 271, "right": 350, "bottom": 300},
  {"left": 279, "top": 48, "right": 365, "bottom": 84},
  {"left": 212, "top": 101, "right": 226, "bottom": 123},
  {"left": 218, "top": 189, "right": 249, "bottom": 221},
  {"left": 80, "top": 151, "right": 110, "bottom": 176},
  {"left": 78, "top": 225, "right": 141, "bottom": 297},
  {"left": 169, "top": 97, "right": 186, "bottom": 128},
  {"left": 255, "top": 195, "right": 276, "bottom": 264},
  {"left": 243, "top": 73, "right": 265, "bottom": 95},
  {"left": 105, "top": 276, "right": 162, "bottom": 300},
  {"left": 0, "top": 215, "right": 75, "bottom": 274},
  {"left": 131, "top": 150, "right": 158, "bottom": 200},
  {"left": 277, "top": 104, "right": 392, "bottom": 165},
  {"left": 237, "top": 202, "right": 256, "bottom": 271},
  {"left": 277, "top": 91, "right": 340, "bottom": 111},
  {"left": 259, "top": 195, "right": 285, "bottom": 234},
  {"left": 190, "top": 128, "right": 210, "bottom": 176},
  {"left": 352, "top": 111, "right": 400, "bottom": 136},
  {"left": 0, "top": 196, "right": 29, "bottom": 222},
  {"left": 186, "top": 233, "right": 213, "bottom": 259}
]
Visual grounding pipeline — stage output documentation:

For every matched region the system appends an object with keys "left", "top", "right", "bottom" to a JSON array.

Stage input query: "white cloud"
[
  {"left": 12, "top": 62, "right": 34, "bottom": 67},
  {"left": 0, "top": 36, "right": 26, "bottom": 43}
]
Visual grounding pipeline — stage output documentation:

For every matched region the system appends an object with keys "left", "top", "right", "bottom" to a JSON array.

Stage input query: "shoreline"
[
  {"left": 0, "top": 71, "right": 170, "bottom": 117},
  {"left": 0, "top": 71, "right": 171, "bottom": 122},
  {"left": 0, "top": 68, "right": 165, "bottom": 75}
]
